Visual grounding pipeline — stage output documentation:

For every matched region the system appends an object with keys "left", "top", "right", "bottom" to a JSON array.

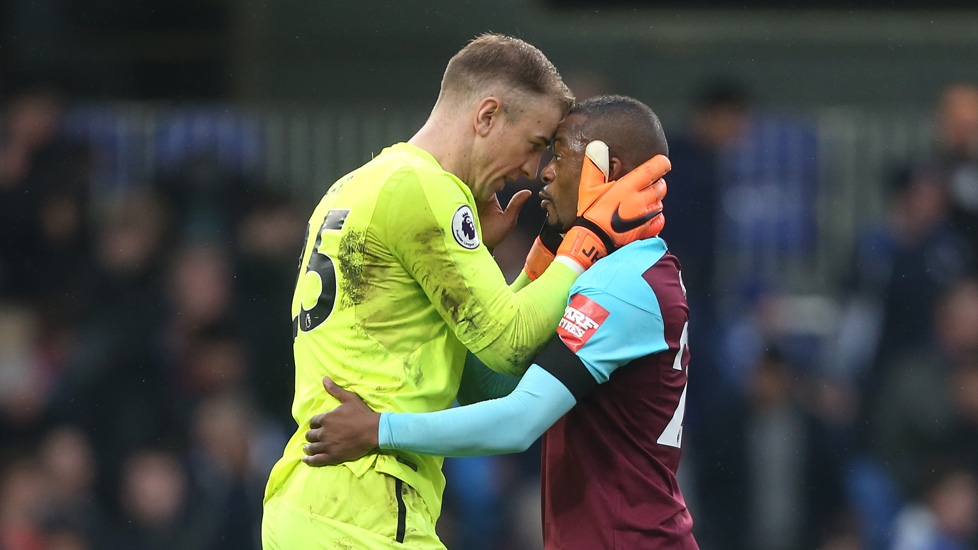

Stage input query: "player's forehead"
[
  {"left": 514, "top": 94, "right": 564, "bottom": 137},
  {"left": 553, "top": 113, "right": 589, "bottom": 152}
]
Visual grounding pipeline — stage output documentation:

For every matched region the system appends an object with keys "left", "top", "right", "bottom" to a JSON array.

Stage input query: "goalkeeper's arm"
[
  {"left": 456, "top": 351, "right": 521, "bottom": 406},
  {"left": 382, "top": 336, "right": 595, "bottom": 456}
]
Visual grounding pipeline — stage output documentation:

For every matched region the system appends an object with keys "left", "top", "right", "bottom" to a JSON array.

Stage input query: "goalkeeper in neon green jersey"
[{"left": 262, "top": 34, "right": 669, "bottom": 550}]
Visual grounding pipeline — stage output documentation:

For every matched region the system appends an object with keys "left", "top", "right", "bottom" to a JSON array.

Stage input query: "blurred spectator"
[
  {"left": 71, "top": 188, "right": 173, "bottom": 376},
  {"left": 233, "top": 190, "right": 306, "bottom": 422},
  {"left": 0, "top": 87, "right": 89, "bottom": 420},
  {"left": 164, "top": 242, "right": 235, "bottom": 334},
  {"left": 869, "top": 279, "right": 978, "bottom": 498},
  {"left": 939, "top": 352, "right": 978, "bottom": 476},
  {"left": 60, "top": 190, "right": 178, "bottom": 482},
  {"left": 663, "top": 80, "right": 751, "bottom": 300},
  {"left": 0, "top": 88, "right": 93, "bottom": 305},
  {"left": 827, "top": 167, "right": 974, "bottom": 550},
  {"left": 101, "top": 449, "right": 193, "bottom": 550},
  {"left": 155, "top": 154, "right": 252, "bottom": 243},
  {"left": 889, "top": 466, "right": 978, "bottom": 550},
  {"left": 935, "top": 83, "right": 978, "bottom": 254},
  {"left": 822, "top": 531, "right": 866, "bottom": 550},
  {"left": 39, "top": 521, "right": 91, "bottom": 550},
  {"left": 656, "top": 83, "right": 753, "bottom": 460},
  {"left": 841, "top": 166, "right": 974, "bottom": 391},
  {"left": 812, "top": 164, "right": 961, "bottom": 546},
  {"left": 715, "top": 110, "right": 820, "bottom": 299},
  {"left": 37, "top": 426, "right": 103, "bottom": 541},
  {"left": 693, "top": 348, "right": 847, "bottom": 550},
  {"left": 178, "top": 327, "right": 248, "bottom": 397},
  {"left": 184, "top": 392, "right": 269, "bottom": 550},
  {"left": 0, "top": 455, "right": 50, "bottom": 550},
  {"left": 439, "top": 456, "right": 507, "bottom": 550},
  {"left": 0, "top": 303, "right": 51, "bottom": 445},
  {"left": 87, "top": 189, "right": 173, "bottom": 313},
  {"left": 160, "top": 243, "right": 247, "bottom": 424}
]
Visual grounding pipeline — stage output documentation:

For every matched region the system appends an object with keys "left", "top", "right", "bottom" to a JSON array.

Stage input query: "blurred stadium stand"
[{"left": 58, "top": 103, "right": 930, "bottom": 292}]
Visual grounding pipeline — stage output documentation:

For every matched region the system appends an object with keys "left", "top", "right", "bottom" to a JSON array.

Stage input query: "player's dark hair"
[
  {"left": 570, "top": 95, "right": 669, "bottom": 172},
  {"left": 439, "top": 33, "right": 574, "bottom": 116}
]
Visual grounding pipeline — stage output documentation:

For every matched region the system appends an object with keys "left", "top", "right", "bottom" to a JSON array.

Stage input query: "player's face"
[
  {"left": 470, "top": 95, "right": 563, "bottom": 203},
  {"left": 539, "top": 113, "right": 589, "bottom": 233}
]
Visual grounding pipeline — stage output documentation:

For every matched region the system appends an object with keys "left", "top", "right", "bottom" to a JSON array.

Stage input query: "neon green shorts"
[{"left": 262, "top": 461, "right": 445, "bottom": 550}]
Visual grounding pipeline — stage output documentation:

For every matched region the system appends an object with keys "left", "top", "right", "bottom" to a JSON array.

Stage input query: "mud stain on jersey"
[
  {"left": 407, "top": 226, "right": 476, "bottom": 330},
  {"left": 337, "top": 229, "right": 367, "bottom": 308},
  {"left": 505, "top": 341, "right": 543, "bottom": 375},
  {"left": 408, "top": 356, "right": 425, "bottom": 387}
]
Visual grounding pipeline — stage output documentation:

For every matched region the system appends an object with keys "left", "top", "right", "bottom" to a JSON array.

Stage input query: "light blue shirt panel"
[{"left": 570, "top": 238, "right": 671, "bottom": 384}]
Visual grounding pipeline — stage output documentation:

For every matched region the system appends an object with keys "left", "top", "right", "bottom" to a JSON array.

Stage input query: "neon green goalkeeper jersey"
[{"left": 264, "top": 143, "right": 577, "bottom": 525}]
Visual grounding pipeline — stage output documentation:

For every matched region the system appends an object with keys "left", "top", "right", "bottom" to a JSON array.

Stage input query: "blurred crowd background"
[{"left": 2, "top": 1, "right": 978, "bottom": 549}]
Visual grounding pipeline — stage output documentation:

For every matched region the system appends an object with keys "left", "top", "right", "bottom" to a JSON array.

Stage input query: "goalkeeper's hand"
[
  {"left": 556, "top": 141, "right": 669, "bottom": 270},
  {"left": 523, "top": 221, "right": 563, "bottom": 281}
]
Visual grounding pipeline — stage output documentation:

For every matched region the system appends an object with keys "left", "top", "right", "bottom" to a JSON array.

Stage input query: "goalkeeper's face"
[
  {"left": 469, "top": 95, "right": 563, "bottom": 203},
  {"left": 539, "top": 113, "right": 589, "bottom": 232}
]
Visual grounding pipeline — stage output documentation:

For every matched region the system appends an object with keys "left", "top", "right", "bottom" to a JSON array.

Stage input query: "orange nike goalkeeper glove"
[
  {"left": 523, "top": 222, "right": 563, "bottom": 280},
  {"left": 556, "top": 140, "right": 670, "bottom": 270}
]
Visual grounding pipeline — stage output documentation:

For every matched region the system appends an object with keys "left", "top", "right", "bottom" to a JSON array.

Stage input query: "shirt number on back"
[
  {"left": 294, "top": 210, "right": 348, "bottom": 334},
  {"left": 657, "top": 321, "right": 689, "bottom": 448}
]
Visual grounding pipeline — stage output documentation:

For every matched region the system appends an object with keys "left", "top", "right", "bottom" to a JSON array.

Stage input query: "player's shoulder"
[
  {"left": 375, "top": 143, "right": 469, "bottom": 199},
  {"left": 572, "top": 238, "right": 675, "bottom": 312},
  {"left": 365, "top": 143, "right": 427, "bottom": 182},
  {"left": 577, "top": 238, "right": 670, "bottom": 287},
  {"left": 377, "top": 143, "right": 446, "bottom": 179}
]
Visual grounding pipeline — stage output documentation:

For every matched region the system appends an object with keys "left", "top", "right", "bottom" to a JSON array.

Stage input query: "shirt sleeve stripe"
[{"left": 536, "top": 335, "right": 598, "bottom": 401}]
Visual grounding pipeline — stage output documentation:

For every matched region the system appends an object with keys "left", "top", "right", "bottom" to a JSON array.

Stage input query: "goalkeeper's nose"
[
  {"left": 540, "top": 161, "right": 556, "bottom": 184},
  {"left": 522, "top": 153, "right": 543, "bottom": 180}
]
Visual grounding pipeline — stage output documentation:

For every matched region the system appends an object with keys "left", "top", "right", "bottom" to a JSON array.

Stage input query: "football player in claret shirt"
[
  {"left": 304, "top": 95, "right": 697, "bottom": 550},
  {"left": 261, "top": 32, "right": 671, "bottom": 550}
]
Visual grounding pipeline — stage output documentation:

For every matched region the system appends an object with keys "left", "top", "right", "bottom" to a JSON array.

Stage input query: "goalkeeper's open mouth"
[{"left": 494, "top": 176, "right": 517, "bottom": 195}]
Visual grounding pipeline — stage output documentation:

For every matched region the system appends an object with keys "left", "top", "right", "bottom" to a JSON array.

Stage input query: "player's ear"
[
  {"left": 607, "top": 155, "right": 624, "bottom": 180},
  {"left": 474, "top": 97, "right": 501, "bottom": 137}
]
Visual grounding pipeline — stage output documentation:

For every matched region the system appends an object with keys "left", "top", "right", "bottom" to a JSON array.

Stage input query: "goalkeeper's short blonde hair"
[{"left": 437, "top": 33, "right": 574, "bottom": 119}]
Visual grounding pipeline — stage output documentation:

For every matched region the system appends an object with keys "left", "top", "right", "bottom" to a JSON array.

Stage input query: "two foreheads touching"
[{"left": 435, "top": 33, "right": 668, "bottom": 169}]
